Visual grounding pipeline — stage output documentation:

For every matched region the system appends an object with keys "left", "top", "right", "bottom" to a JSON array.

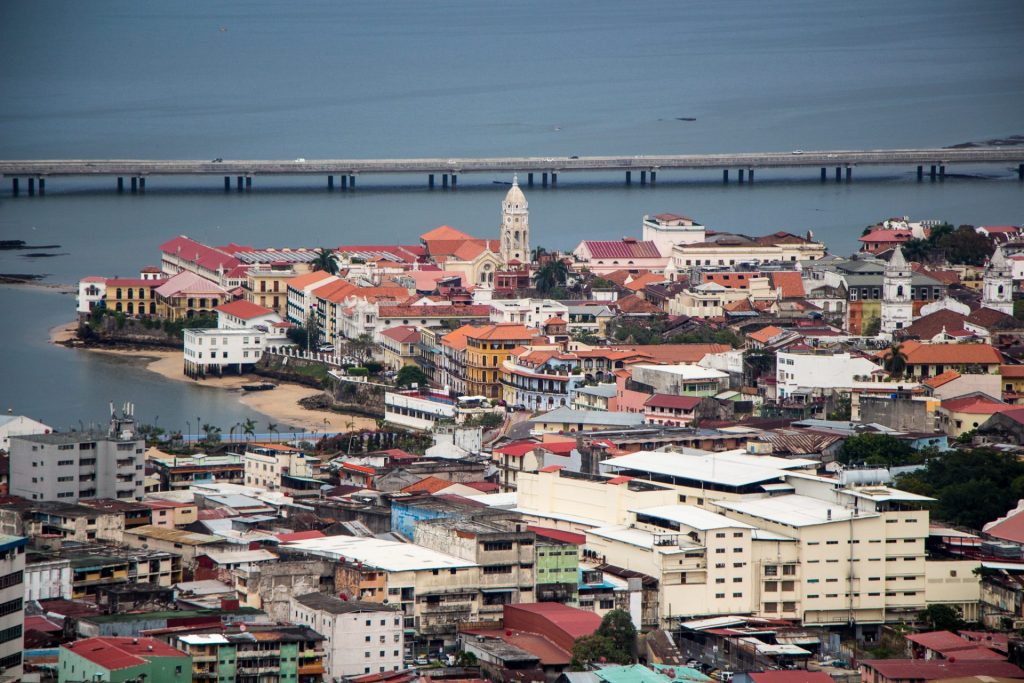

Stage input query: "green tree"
[
  {"left": 533, "top": 259, "right": 570, "bottom": 294},
  {"left": 344, "top": 333, "right": 377, "bottom": 365},
  {"left": 531, "top": 245, "right": 548, "bottom": 263},
  {"left": 313, "top": 247, "right": 339, "bottom": 275},
  {"left": 201, "top": 423, "right": 222, "bottom": 445},
  {"left": 242, "top": 418, "right": 257, "bottom": 441},
  {"left": 570, "top": 610, "right": 637, "bottom": 669},
  {"left": 305, "top": 313, "right": 321, "bottom": 351},
  {"left": 838, "top": 433, "right": 916, "bottom": 467},
  {"left": 863, "top": 317, "right": 881, "bottom": 336},
  {"left": 882, "top": 343, "right": 908, "bottom": 377},
  {"left": 918, "top": 604, "right": 965, "bottom": 631},
  {"left": 396, "top": 365, "right": 429, "bottom": 388},
  {"left": 267, "top": 422, "right": 279, "bottom": 443}
]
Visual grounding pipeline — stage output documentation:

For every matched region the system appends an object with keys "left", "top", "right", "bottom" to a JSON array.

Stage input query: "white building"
[
  {"left": 183, "top": 328, "right": 266, "bottom": 378},
  {"left": 489, "top": 298, "right": 569, "bottom": 330},
  {"left": 244, "top": 444, "right": 317, "bottom": 492},
  {"left": 982, "top": 245, "right": 1014, "bottom": 315},
  {"left": 776, "top": 351, "right": 881, "bottom": 399},
  {"left": 0, "top": 414, "right": 52, "bottom": 452},
  {"left": 25, "top": 557, "right": 72, "bottom": 602},
  {"left": 0, "top": 535, "right": 26, "bottom": 680},
  {"left": 286, "top": 271, "right": 339, "bottom": 325},
  {"left": 384, "top": 390, "right": 457, "bottom": 432},
  {"left": 642, "top": 213, "right": 706, "bottom": 256},
  {"left": 77, "top": 276, "right": 107, "bottom": 313},
  {"left": 215, "top": 299, "right": 283, "bottom": 330},
  {"left": 880, "top": 246, "right": 913, "bottom": 335},
  {"left": 291, "top": 593, "right": 404, "bottom": 679}
]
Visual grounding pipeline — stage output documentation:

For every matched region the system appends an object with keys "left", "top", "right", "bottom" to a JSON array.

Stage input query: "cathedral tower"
[{"left": 501, "top": 175, "right": 529, "bottom": 265}]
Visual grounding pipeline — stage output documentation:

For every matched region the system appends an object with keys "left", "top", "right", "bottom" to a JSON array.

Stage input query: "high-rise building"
[{"left": 0, "top": 535, "right": 26, "bottom": 681}]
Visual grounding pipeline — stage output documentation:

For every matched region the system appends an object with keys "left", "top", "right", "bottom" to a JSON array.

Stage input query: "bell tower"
[{"left": 501, "top": 175, "right": 529, "bottom": 265}]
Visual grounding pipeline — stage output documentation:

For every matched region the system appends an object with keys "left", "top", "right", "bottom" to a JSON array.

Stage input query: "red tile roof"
[
  {"left": 923, "top": 370, "right": 962, "bottom": 389},
  {"left": 215, "top": 299, "right": 276, "bottom": 320},
  {"left": 462, "top": 481, "right": 500, "bottom": 493},
  {"left": 906, "top": 630, "right": 979, "bottom": 653},
  {"left": 940, "top": 395, "right": 1008, "bottom": 414},
  {"left": 747, "top": 325, "right": 786, "bottom": 344},
  {"left": 379, "top": 325, "right": 422, "bottom": 344},
  {"left": 62, "top": 637, "right": 187, "bottom": 670},
  {"left": 160, "top": 235, "right": 241, "bottom": 273},
  {"left": 504, "top": 603, "right": 602, "bottom": 647},
  {"left": 860, "top": 229, "right": 914, "bottom": 243},
  {"left": 275, "top": 530, "right": 326, "bottom": 543},
  {"left": 526, "top": 526, "right": 586, "bottom": 545},
  {"left": 401, "top": 476, "right": 454, "bottom": 494},
  {"left": 536, "top": 441, "right": 577, "bottom": 455},
  {"left": 645, "top": 394, "right": 702, "bottom": 410},
  {"left": 538, "top": 465, "right": 564, "bottom": 473},
  {"left": 859, "top": 659, "right": 1024, "bottom": 679},
  {"left": 421, "top": 225, "right": 473, "bottom": 242},
  {"left": 749, "top": 673, "right": 834, "bottom": 683},
  {"left": 769, "top": 271, "right": 805, "bottom": 298},
  {"left": 494, "top": 441, "right": 540, "bottom": 458},
  {"left": 883, "top": 341, "right": 1002, "bottom": 366},
  {"left": 616, "top": 294, "right": 661, "bottom": 315},
  {"left": 581, "top": 239, "right": 663, "bottom": 259}
]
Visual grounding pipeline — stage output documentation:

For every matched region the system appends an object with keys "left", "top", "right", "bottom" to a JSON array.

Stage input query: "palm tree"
[
  {"left": 531, "top": 246, "right": 548, "bottom": 264},
  {"left": 532, "top": 259, "right": 569, "bottom": 294},
  {"left": 201, "top": 423, "right": 222, "bottom": 445},
  {"left": 313, "top": 247, "right": 339, "bottom": 275},
  {"left": 882, "top": 343, "right": 908, "bottom": 377},
  {"left": 242, "top": 417, "right": 257, "bottom": 441},
  {"left": 267, "top": 422, "right": 279, "bottom": 443}
]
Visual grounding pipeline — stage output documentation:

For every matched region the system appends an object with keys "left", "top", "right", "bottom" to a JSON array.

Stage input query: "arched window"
[
  {"left": 116, "top": 288, "right": 122, "bottom": 299},
  {"left": 999, "top": 285, "right": 1005, "bottom": 295},
  {"left": 896, "top": 285, "right": 904, "bottom": 298},
  {"left": 127, "top": 288, "right": 134, "bottom": 299},
  {"left": 127, "top": 302, "right": 134, "bottom": 315}
]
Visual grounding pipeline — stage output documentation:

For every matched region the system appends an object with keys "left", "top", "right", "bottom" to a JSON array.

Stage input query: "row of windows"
[
  {"left": 0, "top": 625, "right": 21, "bottom": 644},
  {"left": 714, "top": 592, "right": 743, "bottom": 599},
  {"left": 0, "top": 598, "right": 22, "bottom": 617}
]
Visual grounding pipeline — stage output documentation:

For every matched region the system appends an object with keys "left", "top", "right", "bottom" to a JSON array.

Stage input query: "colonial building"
[
  {"left": 881, "top": 245, "right": 913, "bottom": 334},
  {"left": 983, "top": 245, "right": 1014, "bottom": 315},
  {"left": 500, "top": 175, "right": 530, "bottom": 264}
]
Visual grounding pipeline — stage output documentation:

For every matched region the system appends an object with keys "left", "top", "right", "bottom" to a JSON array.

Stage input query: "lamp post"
[{"left": 185, "top": 420, "right": 191, "bottom": 444}]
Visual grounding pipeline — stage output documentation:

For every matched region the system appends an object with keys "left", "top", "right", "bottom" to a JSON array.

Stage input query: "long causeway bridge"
[{"left": 2, "top": 147, "right": 1022, "bottom": 194}]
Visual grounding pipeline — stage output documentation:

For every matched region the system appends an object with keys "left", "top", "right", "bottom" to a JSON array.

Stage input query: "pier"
[{"left": 2, "top": 148, "right": 1022, "bottom": 194}]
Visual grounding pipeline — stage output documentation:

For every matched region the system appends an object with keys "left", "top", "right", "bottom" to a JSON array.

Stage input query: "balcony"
[
  {"left": 298, "top": 664, "right": 325, "bottom": 675},
  {"left": 421, "top": 602, "right": 473, "bottom": 614}
]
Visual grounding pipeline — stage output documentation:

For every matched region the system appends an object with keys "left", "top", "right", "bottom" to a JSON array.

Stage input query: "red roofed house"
[
  {"left": 643, "top": 394, "right": 703, "bottom": 426},
  {"left": 860, "top": 228, "right": 915, "bottom": 254},
  {"left": 938, "top": 393, "right": 1011, "bottom": 437},
  {"left": 60, "top": 636, "right": 191, "bottom": 682},
  {"left": 215, "top": 299, "right": 282, "bottom": 329},
  {"left": 160, "top": 235, "right": 243, "bottom": 282},
  {"left": 492, "top": 438, "right": 577, "bottom": 492},
  {"left": 877, "top": 341, "right": 1002, "bottom": 379},
  {"left": 749, "top": 673, "right": 834, "bottom": 683},
  {"left": 572, "top": 238, "right": 669, "bottom": 275},
  {"left": 379, "top": 325, "right": 422, "bottom": 371},
  {"left": 503, "top": 603, "right": 601, "bottom": 653},
  {"left": 905, "top": 630, "right": 1005, "bottom": 661},
  {"left": 859, "top": 658, "right": 1024, "bottom": 682},
  {"left": 155, "top": 271, "right": 230, "bottom": 321}
]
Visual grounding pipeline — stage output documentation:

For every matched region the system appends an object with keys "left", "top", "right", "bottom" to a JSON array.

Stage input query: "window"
[
  {"left": 732, "top": 592, "right": 742, "bottom": 598},
  {"left": 764, "top": 582, "right": 778, "bottom": 592},
  {"left": 715, "top": 593, "right": 725, "bottom": 599},
  {"left": 599, "top": 599, "right": 614, "bottom": 609}
]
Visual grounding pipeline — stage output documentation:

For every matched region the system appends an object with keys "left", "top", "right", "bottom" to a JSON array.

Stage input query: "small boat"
[{"left": 241, "top": 382, "right": 276, "bottom": 392}]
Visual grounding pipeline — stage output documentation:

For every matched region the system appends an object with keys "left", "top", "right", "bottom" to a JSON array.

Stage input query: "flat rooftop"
[
  {"left": 284, "top": 535, "right": 477, "bottom": 571},
  {"left": 631, "top": 504, "right": 755, "bottom": 531},
  {"left": 601, "top": 450, "right": 789, "bottom": 488},
  {"left": 714, "top": 494, "right": 879, "bottom": 528}
]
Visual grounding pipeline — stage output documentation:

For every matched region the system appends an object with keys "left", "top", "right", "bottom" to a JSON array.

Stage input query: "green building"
[
  {"left": 530, "top": 525, "right": 582, "bottom": 604},
  {"left": 168, "top": 624, "right": 326, "bottom": 682},
  {"left": 59, "top": 636, "right": 191, "bottom": 682}
]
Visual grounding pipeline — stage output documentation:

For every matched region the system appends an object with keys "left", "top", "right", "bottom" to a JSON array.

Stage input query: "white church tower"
[
  {"left": 501, "top": 175, "right": 529, "bottom": 265},
  {"left": 983, "top": 245, "right": 1014, "bottom": 315},
  {"left": 881, "top": 245, "right": 913, "bottom": 334}
]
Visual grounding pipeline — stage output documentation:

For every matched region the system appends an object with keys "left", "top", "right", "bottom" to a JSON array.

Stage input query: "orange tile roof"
[
  {"left": 747, "top": 325, "right": 786, "bottom": 344},
  {"left": 609, "top": 343, "right": 731, "bottom": 363},
  {"left": 214, "top": 299, "right": 277, "bottom": 320},
  {"left": 769, "top": 271, "right": 805, "bottom": 298},
  {"left": 940, "top": 395, "right": 1009, "bottom": 414},
  {"left": 616, "top": 294, "right": 661, "bottom": 314},
  {"left": 624, "top": 272, "right": 664, "bottom": 291},
  {"left": 901, "top": 343, "right": 1002, "bottom": 366},
  {"left": 465, "top": 323, "right": 535, "bottom": 342},
  {"left": 379, "top": 325, "right": 421, "bottom": 343},
  {"left": 288, "top": 270, "right": 336, "bottom": 289},
  {"left": 1002, "top": 365, "right": 1024, "bottom": 378},
  {"left": 401, "top": 476, "right": 454, "bottom": 494},
  {"left": 312, "top": 279, "right": 356, "bottom": 302},
  {"left": 421, "top": 225, "right": 473, "bottom": 242},
  {"left": 923, "top": 370, "right": 962, "bottom": 388},
  {"left": 441, "top": 324, "right": 481, "bottom": 350}
]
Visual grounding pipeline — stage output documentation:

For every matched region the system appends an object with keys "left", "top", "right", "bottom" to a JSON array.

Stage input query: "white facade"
[
  {"left": 287, "top": 273, "right": 339, "bottom": 324},
  {"left": 500, "top": 176, "right": 530, "bottom": 264},
  {"left": 0, "top": 536, "right": 26, "bottom": 680},
  {"left": 776, "top": 351, "right": 881, "bottom": 399},
  {"left": 25, "top": 558, "right": 72, "bottom": 602},
  {"left": 244, "top": 445, "right": 315, "bottom": 491},
  {"left": 0, "top": 415, "right": 52, "bottom": 452},
  {"left": 217, "top": 308, "right": 282, "bottom": 331},
  {"left": 880, "top": 246, "right": 913, "bottom": 334},
  {"left": 384, "top": 391, "right": 457, "bottom": 432},
  {"left": 77, "top": 278, "right": 106, "bottom": 313},
  {"left": 642, "top": 214, "right": 706, "bottom": 256},
  {"left": 291, "top": 595, "right": 404, "bottom": 679},
  {"left": 489, "top": 298, "right": 569, "bottom": 330},
  {"left": 982, "top": 245, "right": 1014, "bottom": 315},
  {"left": 183, "top": 328, "right": 265, "bottom": 376}
]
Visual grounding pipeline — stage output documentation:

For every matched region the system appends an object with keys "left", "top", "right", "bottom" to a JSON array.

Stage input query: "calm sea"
[{"left": 1, "top": 0, "right": 1022, "bottom": 427}]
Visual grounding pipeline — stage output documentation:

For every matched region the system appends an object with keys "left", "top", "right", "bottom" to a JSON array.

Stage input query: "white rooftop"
[
  {"left": 601, "top": 450, "right": 790, "bottom": 488},
  {"left": 178, "top": 634, "right": 230, "bottom": 645},
  {"left": 467, "top": 492, "right": 517, "bottom": 508},
  {"left": 632, "top": 363, "right": 728, "bottom": 379},
  {"left": 840, "top": 486, "right": 934, "bottom": 503},
  {"left": 715, "top": 494, "right": 879, "bottom": 528},
  {"left": 631, "top": 504, "right": 755, "bottom": 531},
  {"left": 284, "top": 535, "right": 477, "bottom": 571}
]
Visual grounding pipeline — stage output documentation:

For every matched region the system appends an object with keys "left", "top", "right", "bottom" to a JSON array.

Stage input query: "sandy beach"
[{"left": 50, "top": 323, "right": 376, "bottom": 432}]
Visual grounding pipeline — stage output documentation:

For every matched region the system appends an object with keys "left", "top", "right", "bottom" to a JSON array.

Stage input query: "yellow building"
[
  {"left": 379, "top": 325, "right": 422, "bottom": 372},
  {"left": 464, "top": 324, "right": 536, "bottom": 400},
  {"left": 154, "top": 271, "right": 230, "bottom": 321},
  {"left": 104, "top": 278, "right": 164, "bottom": 317},
  {"left": 246, "top": 263, "right": 312, "bottom": 318}
]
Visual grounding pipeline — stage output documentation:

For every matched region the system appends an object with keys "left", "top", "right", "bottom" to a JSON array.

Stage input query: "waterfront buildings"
[
  {"left": 0, "top": 414, "right": 51, "bottom": 452},
  {"left": 642, "top": 213, "right": 707, "bottom": 255},
  {"left": 182, "top": 328, "right": 266, "bottom": 378}
]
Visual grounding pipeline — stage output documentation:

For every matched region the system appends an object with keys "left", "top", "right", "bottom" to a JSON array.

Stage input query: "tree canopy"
[
  {"left": 396, "top": 365, "right": 428, "bottom": 389},
  {"left": 897, "top": 448, "right": 1024, "bottom": 530},
  {"left": 570, "top": 609, "right": 636, "bottom": 669},
  {"left": 918, "top": 604, "right": 965, "bottom": 632},
  {"left": 900, "top": 224, "right": 994, "bottom": 266},
  {"left": 837, "top": 433, "right": 917, "bottom": 467}
]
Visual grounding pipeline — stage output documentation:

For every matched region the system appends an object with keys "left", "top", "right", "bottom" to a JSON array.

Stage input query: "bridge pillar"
[
  {"left": 917, "top": 166, "right": 923, "bottom": 182},
  {"left": 245, "top": 176, "right": 252, "bottom": 191},
  {"left": 640, "top": 170, "right": 647, "bottom": 185},
  {"left": 542, "top": 172, "right": 548, "bottom": 187},
  {"left": 738, "top": 169, "right": 745, "bottom": 183},
  {"left": 939, "top": 165, "right": 946, "bottom": 180},
  {"left": 131, "top": 177, "right": 138, "bottom": 193},
  {"left": 835, "top": 167, "right": 841, "bottom": 183},
  {"left": 428, "top": 174, "right": 434, "bottom": 189},
  {"left": 527, "top": 172, "right": 534, "bottom": 187},
  {"left": 845, "top": 167, "right": 852, "bottom": 182},
  {"left": 551, "top": 172, "right": 557, "bottom": 186},
  {"left": 821, "top": 168, "right": 827, "bottom": 182},
  {"left": 451, "top": 174, "right": 457, "bottom": 188},
  {"left": 442, "top": 174, "right": 448, "bottom": 188},
  {"left": 38, "top": 178, "right": 45, "bottom": 195},
  {"left": 224, "top": 176, "right": 230, "bottom": 191},
  {"left": 348, "top": 175, "right": 355, "bottom": 189},
  {"left": 328, "top": 175, "right": 334, "bottom": 190},
  {"left": 28, "top": 178, "right": 35, "bottom": 196},
  {"left": 748, "top": 169, "right": 754, "bottom": 183},
  {"left": 118, "top": 177, "right": 124, "bottom": 192},
  {"left": 625, "top": 171, "right": 631, "bottom": 185},
  {"left": 930, "top": 165, "right": 936, "bottom": 181},
  {"left": 1019, "top": 163, "right": 1024, "bottom": 180},
  {"left": 139, "top": 177, "right": 145, "bottom": 193},
  {"left": 11, "top": 178, "right": 18, "bottom": 196},
  {"left": 236, "top": 176, "right": 243, "bottom": 191},
  {"left": 723, "top": 169, "right": 729, "bottom": 183},
  {"left": 341, "top": 175, "right": 348, "bottom": 189},
  {"left": 650, "top": 170, "right": 656, "bottom": 185}
]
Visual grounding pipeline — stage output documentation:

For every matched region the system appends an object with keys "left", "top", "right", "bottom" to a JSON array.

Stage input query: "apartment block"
[{"left": 0, "top": 535, "right": 26, "bottom": 680}]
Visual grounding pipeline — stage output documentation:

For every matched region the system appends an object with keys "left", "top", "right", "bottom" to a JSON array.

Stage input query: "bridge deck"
[{"left": 1, "top": 148, "right": 1021, "bottom": 177}]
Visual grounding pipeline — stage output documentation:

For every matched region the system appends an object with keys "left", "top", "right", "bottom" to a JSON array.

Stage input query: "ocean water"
[{"left": 1, "top": 0, "right": 1022, "bottom": 426}]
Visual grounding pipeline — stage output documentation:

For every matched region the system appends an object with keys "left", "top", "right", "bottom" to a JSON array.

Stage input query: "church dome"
[{"left": 503, "top": 175, "right": 527, "bottom": 210}]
